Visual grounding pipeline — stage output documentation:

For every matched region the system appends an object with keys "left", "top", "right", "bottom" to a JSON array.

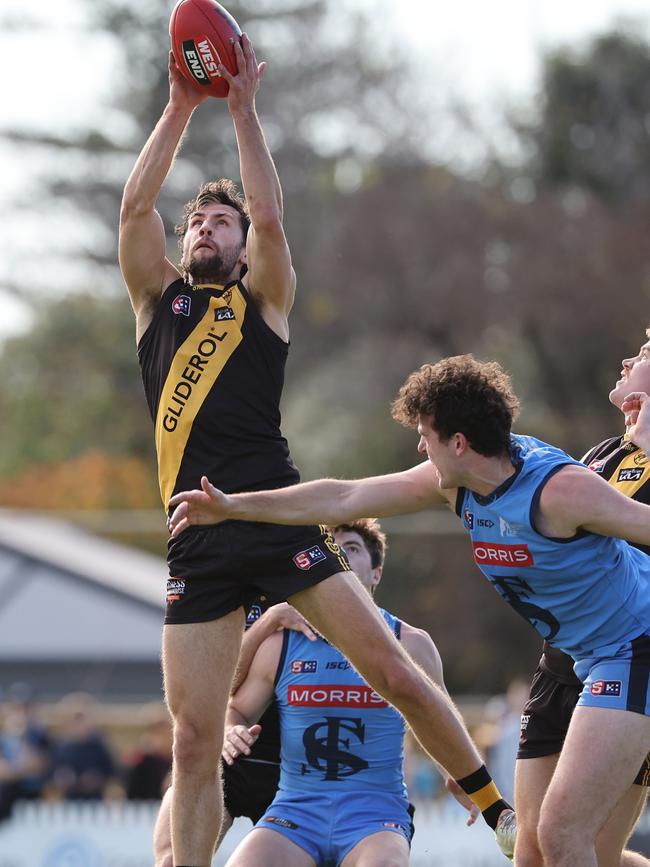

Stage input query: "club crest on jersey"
[
  {"left": 634, "top": 451, "right": 649, "bottom": 466},
  {"left": 172, "top": 294, "right": 191, "bottom": 316},
  {"left": 290, "top": 659, "right": 318, "bottom": 674},
  {"left": 293, "top": 546, "right": 327, "bottom": 570},
  {"left": 463, "top": 510, "right": 474, "bottom": 530},
  {"left": 618, "top": 467, "right": 644, "bottom": 482},
  {"left": 499, "top": 516, "right": 520, "bottom": 537},
  {"left": 590, "top": 680, "right": 622, "bottom": 697}
]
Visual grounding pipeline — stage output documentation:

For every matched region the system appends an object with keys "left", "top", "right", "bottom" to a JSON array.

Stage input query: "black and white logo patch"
[{"left": 618, "top": 467, "right": 644, "bottom": 483}]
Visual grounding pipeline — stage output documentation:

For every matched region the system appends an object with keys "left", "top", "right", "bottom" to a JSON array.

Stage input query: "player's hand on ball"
[
  {"left": 168, "top": 476, "right": 232, "bottom": 537},
  {"left": 222, "top": 723, "right": 261, "bottom": 764},
  {"left": 168, "top": 51, "right": 209, "bottom": 110},
  {"left": 220, "top": 33, "right": 266, "bottom": 115}
]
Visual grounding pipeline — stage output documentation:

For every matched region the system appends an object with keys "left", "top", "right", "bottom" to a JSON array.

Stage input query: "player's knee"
[
  {"left": 368, "top": 655, "right": 425, "bottom": 707},
  {"left": 538, "top": 806, "right": 580, "bottom": 865},
  {"left": 154, "top": 852, "right": 173, "bottom": 867},
  {"left": 172, "top": 719, "right": 218, "bottom": 771},
  {"left": 514, "top": 831, "right": 545, "bottom": 867}
]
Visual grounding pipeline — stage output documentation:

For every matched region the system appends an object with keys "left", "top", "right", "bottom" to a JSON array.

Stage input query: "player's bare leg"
[
  {"left": 163, "top": 607, "right": 245, "bottom": 866},
  {"left": 597, "top": 785, "right": 649, "bottom": 867},
  {"left": 289, "top": 572, "right": 485, "bottom": 781},
  {"left": 513, "top": 754, "right": 558, "bottom": 866},
  {"left": 153, "top": 784, "right": 234, "bottom": 867},
  {"left": 225, "top": 828, "right": 316, "bottom": 866},
  {"left": 538, "top": 707, "right": 650, "bottom": 867},
  {"left": 340, "top": 831, "right": 409, "bottom": 866}
]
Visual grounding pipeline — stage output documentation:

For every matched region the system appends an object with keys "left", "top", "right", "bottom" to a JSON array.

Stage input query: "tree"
[{"left": 519, "top": 29, "right": 650, "bottom": 203}]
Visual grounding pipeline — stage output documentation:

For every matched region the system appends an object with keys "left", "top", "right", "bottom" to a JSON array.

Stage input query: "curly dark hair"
[
  {"left": 329, "top": 518, "right": 387, "bottom": 569},
  {"left": 175, "top": 179, "right": 250, "bottom": 251},
  {"left": 391, "top": 355, "right": 520, "bottom": 457}
]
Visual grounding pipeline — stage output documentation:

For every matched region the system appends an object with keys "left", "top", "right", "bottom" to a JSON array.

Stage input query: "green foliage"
[{"left": 522, "top": 30, "right": 650, "bottom": 203}]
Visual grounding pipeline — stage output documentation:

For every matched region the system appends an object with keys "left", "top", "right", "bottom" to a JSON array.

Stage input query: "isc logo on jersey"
[{"left": 472, "top": 542, "right": 534, "bottom": 567}]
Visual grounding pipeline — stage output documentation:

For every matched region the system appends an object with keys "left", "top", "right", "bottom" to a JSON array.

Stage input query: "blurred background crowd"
[{"left": 0, "top": 679, "right": 527, "bottom": 822}]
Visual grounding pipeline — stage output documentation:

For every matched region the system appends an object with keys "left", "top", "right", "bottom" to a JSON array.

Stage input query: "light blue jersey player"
[
  {"left": 220, "top": 520, "right": 478, "bottom": 867},
  {"left": 167, "top": 354, "right": 650, "bottom": 866},
  {"left": 455, "top": 432, "right": 650, "bottom": 704}
]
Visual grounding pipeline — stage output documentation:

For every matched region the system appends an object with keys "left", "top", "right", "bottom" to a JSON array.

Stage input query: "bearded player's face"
[{"left": 181, "top": 202, "right": 245, "bottom": 283}]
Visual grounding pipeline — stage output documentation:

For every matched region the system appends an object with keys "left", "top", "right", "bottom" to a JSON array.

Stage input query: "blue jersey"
[
  {"left": 455, "top": 434, "right": 650, "bottom": 660},
  {"left": 274, "top": 609, "right": 407, "bottom": 796}
]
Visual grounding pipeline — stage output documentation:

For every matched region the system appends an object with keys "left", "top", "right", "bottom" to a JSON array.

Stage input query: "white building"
[{"left": 0, "top": 510, "right": 165, "bottom": 701}]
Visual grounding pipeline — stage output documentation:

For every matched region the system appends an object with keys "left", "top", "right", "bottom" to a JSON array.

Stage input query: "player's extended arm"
[
  {"left": 537, "top": 461, "right": 650, "bottom": 545},
  {"left": 231, "top": 603, "right": 317, "bottom": 694},
  {"left": 119, "top": 53, "right": 207, "bottom": 340},
  {"left": 168, "top": 461, "right": 450, "bottom": 537},
  {"left": 218, "top": 34, "right": 295, "bottom": 335},
  {"left": 401, "top": 624, "right": 480, "bottom": 827},
  {"left": 223, "top": 631, "right": 282, "bottom": 764}
]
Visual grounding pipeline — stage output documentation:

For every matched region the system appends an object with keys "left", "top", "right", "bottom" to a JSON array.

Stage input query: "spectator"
[
  {"left": 0, "top": 683, "right": 51, "bottom": 820},
  {"left": 123, "top": 704, "right": 172, "bottom": 800},
  {"left": 51, "top": 694, "right": 117, "bottom": 801}
]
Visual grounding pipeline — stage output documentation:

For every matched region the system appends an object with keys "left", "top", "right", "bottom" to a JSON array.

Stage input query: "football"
[{"left": 169, "top": 0, "right": 242, "bottom": 98}]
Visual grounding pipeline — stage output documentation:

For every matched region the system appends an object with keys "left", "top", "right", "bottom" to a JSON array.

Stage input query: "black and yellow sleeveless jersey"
[
  {"left": 138, "top": 276, "right": 300, "bottom": 510},
  {"left": 542, "top": 433, "right": 650, "bottom": 683}
]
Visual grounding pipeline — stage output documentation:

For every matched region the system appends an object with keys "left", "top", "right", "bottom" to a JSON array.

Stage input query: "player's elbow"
[{"left": 249, "top": 201, "right": 284, "bottom": 234}]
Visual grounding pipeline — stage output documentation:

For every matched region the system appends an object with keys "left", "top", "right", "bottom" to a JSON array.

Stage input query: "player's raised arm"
[
  {"left": 119, "top": 53, "right": 207, "bottom": 341},
  {"left": 168, "top": 461, "right": 450, "bottom": 537},
  {"left": 537, "top": 462, "right": 650, "bottom": 546},
  {"left": 219, "top": 34, "right": 295, "bottom": 339}
]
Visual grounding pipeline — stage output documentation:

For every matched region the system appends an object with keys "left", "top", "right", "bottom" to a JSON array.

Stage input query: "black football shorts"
[{"left": 165, "top": 520, "right": 350, "bottom": 624}]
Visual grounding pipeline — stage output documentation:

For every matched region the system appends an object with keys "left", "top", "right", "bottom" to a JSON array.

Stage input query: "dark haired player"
[
  {"left": 119, "top": 34, "right": 509, "bottom": 867},
  {"left": 169, "top": 354, "right": 650, "bottom": 867},
  {"left": 512, "top": 332, "right": 650, "bottom": 867}
]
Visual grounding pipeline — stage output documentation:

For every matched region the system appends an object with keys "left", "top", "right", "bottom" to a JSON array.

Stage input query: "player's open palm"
[
  {"left": 168, "top": 476, "right": 231, "bottom": 537},
  {"left": 622, "top": 391, "right": 650, "bottom": 452},
  {"left": 222, "top": 723, "right": 261, "bottom": 765}
]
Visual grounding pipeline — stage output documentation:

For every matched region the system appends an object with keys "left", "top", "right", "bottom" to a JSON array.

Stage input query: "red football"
[{"left": 169, "top": 0, "right": 242, "bottom": 98}]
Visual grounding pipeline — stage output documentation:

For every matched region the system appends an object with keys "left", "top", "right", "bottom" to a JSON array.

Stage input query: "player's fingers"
[
  {"left": 257, "top": 61, "right": 267, "bottom": 81},
  {"left": 232, "top": 39, "right": 246, "bottom": 76},
  {"left": 217, "top": 62, "right": 235, "bottom": 86},
  {"left": 200, "top": 476, "right": 220, "bottom": 499},
  {"left": 296, "top": 620, "right": 317, "bottom": 640},
  {"left": 170, "top": 515, "right": 189, "bottom": 539}
]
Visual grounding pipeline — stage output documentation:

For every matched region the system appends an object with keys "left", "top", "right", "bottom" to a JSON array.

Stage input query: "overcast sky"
[{"left": 0, "top": 0, "right": 649, "bottom": 338}]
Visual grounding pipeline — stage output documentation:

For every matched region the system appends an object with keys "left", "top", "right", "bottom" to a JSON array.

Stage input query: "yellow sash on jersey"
[{"left": 155, "top": 289, "right": 246, "bottom": 509}]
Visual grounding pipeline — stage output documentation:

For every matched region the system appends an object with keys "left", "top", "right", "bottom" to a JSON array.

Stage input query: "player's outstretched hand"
[
  {"left": 222, "top": 723, "right": 261, "bottom": 765},
  {"left": 219, "top": 32, "right": 266, "bottom": 115},
  {"left": 264, "top": 603, "right": 318, "bottom": 641},
  {"left": 168, "top": 51, "right": 209, "bottom": 112},
  {"left": 445, "top": 777, "right": 480, "bottom": 827},
  {"left": 168, "top": 476, "right": 232, "bottom": 537},
  {"left": 622, "top": 391, "right": 650, "bottom": 452}
]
